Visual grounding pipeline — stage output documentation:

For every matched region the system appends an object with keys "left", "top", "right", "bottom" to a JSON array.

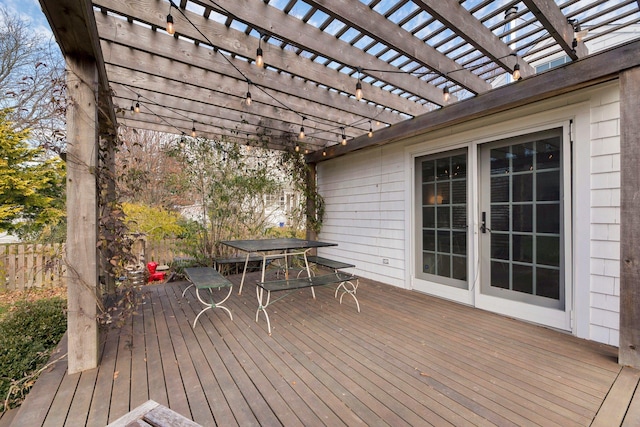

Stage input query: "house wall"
[{"left": 316, "top": 81, "right": 621, "bottom": 347}]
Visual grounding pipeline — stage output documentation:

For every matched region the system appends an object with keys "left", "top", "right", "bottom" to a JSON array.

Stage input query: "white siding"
[
  {"left": 317, "top": 83, "right": 622, "bottom": 347},
  {"left": 589, "top": 90, "right": 621, "bottom": 346},
  {"left": 316, "top": 146, "right": 407, "bottom": 287}
]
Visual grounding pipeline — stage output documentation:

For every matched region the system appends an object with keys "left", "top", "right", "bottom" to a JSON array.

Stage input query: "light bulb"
[
  {"left": 246, "top": 91, "right": 252, "bottom": 106},
  {"left": 166, "top": 14, "right": 175, "bottom": 35},
  {"left": 134, "top": 102, "right": 140, "bottom": 113},
  {"left": 512, "top": 63, "right": 521, "bottom": 81},
  {"left": 299, "top": 126, "right": 305, "bottom": 139},
  {"left": 355, "top": 81, "right": 363, "bottom": 101},
  {"left": 256, "top": 47, "right": 264, "bottom": 68},
  {"left": 443, "top": 87, "right": 450, "bottom": 103}
]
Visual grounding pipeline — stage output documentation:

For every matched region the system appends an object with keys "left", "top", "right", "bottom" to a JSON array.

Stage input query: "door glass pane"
[
  {"left": 512, "top": 205, "right": 532, "bottom": 232},
  {"left": 418, "top": 151, "right": 468, "bottom": 286},
  {"left": 512, "top": 174, "right": 533, "bottom": 202},
  {"left": 486, "top": 132, "right": 563, "bottom": 306}
]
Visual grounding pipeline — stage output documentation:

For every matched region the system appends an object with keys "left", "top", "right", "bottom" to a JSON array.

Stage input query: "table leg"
[
  {"left": 255, "top": 285, "right": 273, "bottom": 335},
  {"left": 238, "top": 252, "right": 251, "bottom": 295}
]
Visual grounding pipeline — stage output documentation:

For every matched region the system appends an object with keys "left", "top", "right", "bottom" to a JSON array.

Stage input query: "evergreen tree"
[{"left": 0, "top": 109, "right": 65, "bottom": 240}]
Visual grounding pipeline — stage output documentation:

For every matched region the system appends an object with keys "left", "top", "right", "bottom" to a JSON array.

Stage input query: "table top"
[{"left": 220, "top": 238, "right": 337, "bottom": 253}]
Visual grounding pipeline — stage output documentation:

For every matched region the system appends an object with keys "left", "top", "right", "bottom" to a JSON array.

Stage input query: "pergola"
[{"left": 38, "top": 0, "right": 640, "bottom": 374}]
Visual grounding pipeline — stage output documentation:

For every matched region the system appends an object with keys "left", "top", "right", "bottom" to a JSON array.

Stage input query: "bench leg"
[
  {"left": 181, "top": 282, "right": 194, "bottom": 298},
  {"left": 336, "top": 278, "right": 360, "bottom": 312},
  {"left": 255, "top": 287, "right": 273, "bottom": 335},
  {"left": 193, "top": 285, "right": 233, "bottom": 328}
]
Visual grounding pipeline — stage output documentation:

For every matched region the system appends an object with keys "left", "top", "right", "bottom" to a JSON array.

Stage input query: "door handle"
[{"left": 481, "top": 211, "right": 487, "bottom": 233}]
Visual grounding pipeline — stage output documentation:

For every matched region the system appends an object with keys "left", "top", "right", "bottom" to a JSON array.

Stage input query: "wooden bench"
[
  {"left": 256, "top": 271, "right": 360, "bottom": 334},
  {"left": 183, "top": 267, "right": 233, "bottom": 328},
  {"left": 306, "top": 255, "right": 355, "bottom": 271}
]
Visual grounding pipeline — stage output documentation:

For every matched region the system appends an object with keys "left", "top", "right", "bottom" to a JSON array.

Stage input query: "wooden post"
[
  {"left": 66, "top": 56, "right": 100, "bottom": 374},
  {"left": 620, "top": 66, "right": 640, "bottom": 368}
]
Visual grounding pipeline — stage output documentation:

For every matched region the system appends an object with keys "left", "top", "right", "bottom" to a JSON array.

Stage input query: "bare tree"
[{"left": 0, "top": 6, "right": 65, "bottom": 153}]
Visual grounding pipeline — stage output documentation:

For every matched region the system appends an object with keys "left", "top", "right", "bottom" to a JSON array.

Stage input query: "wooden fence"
[
  {"left": 0, "top": 243, "right": 66, "bottom": 292},
  {"left": 0, "top": 239, "right": 194, "bottom": 292}
]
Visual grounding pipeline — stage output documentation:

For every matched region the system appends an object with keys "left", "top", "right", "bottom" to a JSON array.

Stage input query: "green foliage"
[
  {"left": 122, "top": 202, "right": 186, "bottom": 242},
  {"left": 0, "top": 109, "right": 66, "bottom": 240},
  {"left": 165, "top": 136, "right": 284, "bottom": 258},
  {"left": 0, "top": 297, "right": 67, "bottom": 412}
]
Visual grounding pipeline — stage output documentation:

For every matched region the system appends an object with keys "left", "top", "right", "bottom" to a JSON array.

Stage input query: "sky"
[{"left": 1, "top": 0, "right": 53, "bottom": 39}]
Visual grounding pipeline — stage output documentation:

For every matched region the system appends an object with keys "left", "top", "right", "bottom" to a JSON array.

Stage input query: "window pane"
[
  {"left": 537, "top": 204, "right": 560, "bottom": 234},
  {"left": 537, "top": 268, "right": 560, "bottom": 299},
  {"left": 437, "top": 158, "right": 450, "bottom": 179},
  {"left": 536, "top": 139, "right": 560, "bottom": 169},
  {"left": 423, "top": 207, "right": 434, "bottom": 228},
  {"left": 423, "top": 229, "right": 435, "bottom": 251},
  {"left": 490, "top": 147, "right": 510, "bottom": 175},
  {"left": 537, "top": 236, "right": 559, "bottom": 266},
  {"left": 452, "top": 206, "right": 466, "bottom": 229},
  {"left": 452, "top": 231, "right": 466, "bottom": 255},
  {"left": 512, "top": 174, "right": 533, "bottom": 202},
  {"left": 451, "top": 155, "right": 466, "bottom": 178},
  {"left": 423, "top": 183, "right": 436, "bottom": 205},
  {"left": 438, "top": 182, "right": 450, "bottom": 205},
  {"left": 491, "top": 176, "right": 509, "bottom": 202},
  {"left": 422, "top": 160, "right": 435, "bottom": 181},
  {"left": 451, "top": 180, "right": 466, "bottom": 204},
  {"left": 491, "top": 205, "right": 509, "bottom": 231},
  {"left": 537, "top": 171, "right": 560, "bottom": 201},
  {"left": 491, "top": 234, "right": 509, "bottom": 260},
  {"left": 512, "top": 142, "right": 534, "bottom": 172},
  {"left": 512, "top": 204, "right": 532, "bottom": 232},
  {"left": 452, "top": 256, "right": 467, "bottom": 280},
  {"left": 437, "top": 206, "right": 450, "bottom": 228},
  {"left": 512, "top": 234, "right": 533, "bottom": 263},
  {"left": 422, "top": 252, "right": 435, "bottom": 274},
  {"left": 437, "top": 231, "right": 450, "bottom": 253},
  {"left": 491, "top": 261, "right": 510, "bottom": 289},
  {"left": 437, "top": 254, "right": 451, "bottom": 277},
  {"left": 513, "top": 265, "right": 533, "bottom": 294}
]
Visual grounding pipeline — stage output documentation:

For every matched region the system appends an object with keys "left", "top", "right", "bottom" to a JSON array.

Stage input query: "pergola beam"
[
  {"left": 308, "top": 0, "right": 492, "bottom": 93},
  {"left": 413, "top": 0, "right": 535, "bottom": 78},
  {"left": 93, "top": 9, "right": 428, "bottom": 119},
  {"left": 522, "top": 0, "right": 588, "bottom": 60},
  {"left": 183, "top": 0, "right": 451, "bottom": 105}
]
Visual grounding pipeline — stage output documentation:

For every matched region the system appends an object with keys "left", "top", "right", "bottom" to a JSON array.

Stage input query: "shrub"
[{"left": 0, "top": 297, "right": 66, "bottom": 412}]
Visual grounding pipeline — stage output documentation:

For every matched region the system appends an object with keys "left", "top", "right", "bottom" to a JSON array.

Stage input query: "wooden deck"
[{"left": 6, "top": 272, "right": 640, "bottom": 426}]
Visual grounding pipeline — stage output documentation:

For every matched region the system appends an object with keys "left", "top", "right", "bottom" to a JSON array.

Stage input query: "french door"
[{"left": 478, "top": 128, "right": 567, "bottom": 312}]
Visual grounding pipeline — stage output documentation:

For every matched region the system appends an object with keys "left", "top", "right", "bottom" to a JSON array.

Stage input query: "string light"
[
  {"left": 368, "top": 120, "right": 373, "bottom": 138},
  {"left": 256, "top": 34, "right": 264, "bottom": 68},
  {"left": 295, "top": 142, "right": 300, "bottom": 152},
  {"left": 299, "top": 117, "right": 306, "bottom": 139},
  {"left": 355, "top": 67, "right": 363, "bottom": 101},
  {"left": 442, "top": 86, "right": 450, "bottom": 103},
  {"left": 166, "top": 2, "right": 175, "bottom": 35},
  {"left": 512, "top": 63, "right": 521, "bottom": 80},
  {"left": 245, "top": 80, "right": 252, "bottom": 106},
  {"left": 341, "top": 127, "right": 347, "bottom": 145},
  {"left": 134, "top": 95, "right": 140, "bottom": 113},
  {"left": 191, "top": 121, "right": 196, "bottom": 137}
]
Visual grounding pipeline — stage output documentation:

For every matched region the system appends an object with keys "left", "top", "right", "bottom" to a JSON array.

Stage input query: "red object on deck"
[{"left": 147, "top": 262, "right": 166, "bottom": 282}]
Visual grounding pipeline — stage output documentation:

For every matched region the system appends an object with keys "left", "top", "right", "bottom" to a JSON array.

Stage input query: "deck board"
[{"left": 9, "top": 274, "right": 639, "bottom": 427}]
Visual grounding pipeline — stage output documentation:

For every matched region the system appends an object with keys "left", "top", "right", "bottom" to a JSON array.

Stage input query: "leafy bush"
[{"left": 0, "top": 297, "right": 66, "bottom": 412}]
